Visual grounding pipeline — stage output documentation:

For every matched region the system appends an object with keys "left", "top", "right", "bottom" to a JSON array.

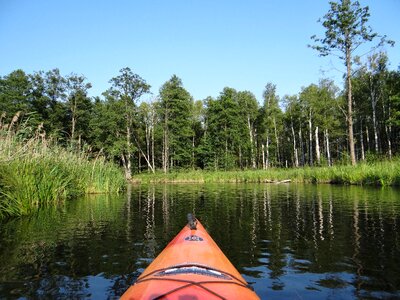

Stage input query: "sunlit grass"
[
  {"left": 134, "top": 159, "right": 400, "bottom": 186},
  {"left": 0, "top": 117, "right": 125, "bottom": 218}
]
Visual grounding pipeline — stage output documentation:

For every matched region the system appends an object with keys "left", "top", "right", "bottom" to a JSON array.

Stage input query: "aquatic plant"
[
  {"left": 0, "top": 115, "right": 125, "bottom": 218},
  {"left": 134, "top": 160, "right": 400, "bottom": 186}
]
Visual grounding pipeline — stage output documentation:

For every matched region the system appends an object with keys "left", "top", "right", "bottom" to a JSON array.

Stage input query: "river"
[{"left": 0, "top": 183, "right": 399, "bottom": 299}]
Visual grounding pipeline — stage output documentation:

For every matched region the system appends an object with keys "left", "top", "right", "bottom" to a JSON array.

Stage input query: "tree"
[
  {"left": 43, "top": 69, "right": 68, "bottom": 138},
  {"left": 108, "top": 67, "right": 150, "bottom": 179},
  {"left": 260, "top": 83, "right": 283, "bottom": 168},
  {"left": 65, "top": 74, "right": 92, "bottom": 144},
  {"left": 138, "top": 100, "right": 157, "bottom": 172},
  {"left": 299, "top": 84, "right": 320, "bottom": 166},
  {"left": 0, "top": 70, "right": 31, "bottom": 121},
  {"left": 88, "top": 94, "right": 126, "bottom": 161},
  {"left": 191, "top": 100, "right": 205, "bottom": 169},
  {"left": 381, "top": 66, "right": 400, "bottom": 158},
  {"left": 282, "top": 94, "right": 301, "bottom": 167},
  {"left": 310, "top": 0, "right": 394, "bottom": 165},
  {"left": 201, "top": 88, "right": 243, "bottom": 170},
  {"left": 237, "top": 91, "right": 259, "bottom": 169},
  {"left": 158, "top": 75, "right": 193, "bottom": 172}
]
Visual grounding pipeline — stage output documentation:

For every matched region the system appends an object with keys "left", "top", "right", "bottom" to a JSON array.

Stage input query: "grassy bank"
[
  {"left": 134, "top": 160, "right": 400, "bottom": 186},
  {"left": 0, "top": 121, "right": 125, "bottom": 218}
]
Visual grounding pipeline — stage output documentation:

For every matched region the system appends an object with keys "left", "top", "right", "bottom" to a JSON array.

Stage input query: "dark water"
[{"left": 1, "top": 184, "right": 400, "bottom": 299}]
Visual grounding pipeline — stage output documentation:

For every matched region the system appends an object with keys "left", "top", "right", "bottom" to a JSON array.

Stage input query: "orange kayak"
[{"left": 121, "top": 214, "right": 260, "bottom": 300}]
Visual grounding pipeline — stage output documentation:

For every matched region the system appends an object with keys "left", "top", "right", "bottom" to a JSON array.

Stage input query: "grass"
[
  {"left": 0, "top": 116, "right": 125, "bottom": 218},
  {"left": 134, "top": 160, "right": 400, "bottom": 186}
]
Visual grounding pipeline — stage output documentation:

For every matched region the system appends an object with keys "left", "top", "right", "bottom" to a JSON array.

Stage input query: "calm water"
[{"left": 0, "top": 184, "right": 400, "bottom": 299}]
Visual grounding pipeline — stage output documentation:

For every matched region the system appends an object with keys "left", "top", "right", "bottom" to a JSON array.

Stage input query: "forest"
[
  {"left": 2, "top": 0, "right": 399, "bottom": 182},
  {"left": 1, "top": 49, "right": 399, "bottom": 179}
]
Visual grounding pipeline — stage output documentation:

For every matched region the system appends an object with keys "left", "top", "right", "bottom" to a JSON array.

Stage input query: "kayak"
[{"left": 121, "top": 214, "right": 260, "bottom": 300}]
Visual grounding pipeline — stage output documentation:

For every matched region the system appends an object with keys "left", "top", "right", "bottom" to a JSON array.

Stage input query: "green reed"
[
  {"left": 134, "top": 160, "right": 400, "bottom": 186},
  {"left": 0, "top": 118, "right": 125, "bottom": 218}
]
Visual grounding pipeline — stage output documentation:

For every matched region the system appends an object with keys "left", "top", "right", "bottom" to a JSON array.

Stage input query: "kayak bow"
[{"left": 121, "top": 214, "right": 260, "bottom": 299}]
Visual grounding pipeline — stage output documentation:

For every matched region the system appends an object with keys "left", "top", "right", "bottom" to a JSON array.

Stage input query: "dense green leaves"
[
  {"left": 0, "top": 70, "right": 31, "bottom": 120},
  {"left": 159, "top": 75, "right": 194, "bottom": 170},
  {"left": 310, "top": 0, "right": 394, "bottom": 165},
  {"left": 1, "top": 60, "right": 400, "bottom": 173}
]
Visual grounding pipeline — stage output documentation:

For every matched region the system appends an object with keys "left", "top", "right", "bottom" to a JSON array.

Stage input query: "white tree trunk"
[
  {"left": 262, "top": 144, "right": 266, "bottom": 170},
  {"left": 308, "top": 111, "right": 313, "bottom": 166},
  {"left": 273, "top": 118, "right": 279, "bottom": 165},
  {"left": 247, "top": 116, "right": 256, "bottom": 168},
  {"left": 360, "top": 122, "right": 365, "bottom": 161},
  {"left": 369, "top": 75, "right": 379, "bottom": 153},
  {"left": 125, "top": 125, "right": 132, "bottom": 180},
  {"left": 162, "top": 111, "right": 169, "bottom": 173},
  {"left": 291, "top": 121, "right": 298, "bottom": 167},
  {"left": 325, "top": 129, "right": 331, "bottom": 166},
  {"left": 372, "top": 103, "right": 379, "bottom": 153},
  {"left": 266, "top": 136, "right": 270, "bottom": 169},
  {"left": 386, "top": 125, "right": 392, "bottom": 159},
  {"left": 151, "top": 125, "right": 155, "bottom": 171},
  {"left": 299, "top": 127, "right": 304, "bottom": 166},
  {"left": 315, "top": 126, "right": 320, "bottom": 166}
]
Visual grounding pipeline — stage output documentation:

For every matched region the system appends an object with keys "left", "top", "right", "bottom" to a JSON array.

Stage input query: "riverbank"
[
  {"left": 133, "top": 160, "right": 400, "bottom": 186},
  {"left": 0, "top": 125, "right": 125, "bottom": 218}
]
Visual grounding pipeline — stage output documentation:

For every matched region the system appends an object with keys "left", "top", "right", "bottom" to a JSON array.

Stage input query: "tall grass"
[
  {"left": 0, "top": 115, "right": 125, "bottom": 218},
  {"left": 135, "top": 160, "right": 400, "bottom": 186}
]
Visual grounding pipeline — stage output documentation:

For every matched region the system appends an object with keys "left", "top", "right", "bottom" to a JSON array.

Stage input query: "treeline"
[{"left": 0, "top": 51, "right": 399, "bottom": 177}]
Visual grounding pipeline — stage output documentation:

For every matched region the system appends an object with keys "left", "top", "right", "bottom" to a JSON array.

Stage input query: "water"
[{"left": 0, "top": 184, "right": 400, "bottom": 299}]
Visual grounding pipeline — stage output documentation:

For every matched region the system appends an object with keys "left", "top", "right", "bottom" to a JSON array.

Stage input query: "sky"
[{"left": 1, "top": 0, "right": 399, "bottom": 103}]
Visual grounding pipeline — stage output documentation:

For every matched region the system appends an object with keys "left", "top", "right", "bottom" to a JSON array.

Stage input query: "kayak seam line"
[
  {"left": 137, "top": 277, "right": 258, "bottom": 300},
  {"left": 137, "top": 263, "right": 249, "bottom": 287},
  {"left": 151, "top": 279, "right": 226, "bottom": 300}
]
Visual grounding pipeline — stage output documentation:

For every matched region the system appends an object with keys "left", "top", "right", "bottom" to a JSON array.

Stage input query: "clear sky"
[{"left": 1, "top": 0, "right": 399, "bottom": 102}]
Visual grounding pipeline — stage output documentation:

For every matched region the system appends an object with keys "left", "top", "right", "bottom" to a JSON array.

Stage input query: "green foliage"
[
  {"left": 0, "top": 120, "right": 125, "bottom": 219},
  {"left": 0, "top": 70, "right": 31, "bottom": 120},
  {"left": 134, "top": 159, "right": 400, "bottom": 187},
  {"left": 310, "top": 0, "right": 394, "bottom": 166},
  {"left": 1, "top": 50, "right": 400, "bottom": 175},
  {"left": 107, "top": 67, "right": 151, "bottom": 178},
  {"left": 159, "top": 75, "right": 194, "bottom": 169}
]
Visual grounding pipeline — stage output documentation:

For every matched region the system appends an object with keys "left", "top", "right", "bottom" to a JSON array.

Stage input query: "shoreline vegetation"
[
  {"left": 1, "top": 120, "right": 399, "bottom": 220},
  {"left": 0, "top": 118, "right": 125, "bottom": 219},
  {"left": 133, "top": 160, "right": 400, "bottom": 186}
]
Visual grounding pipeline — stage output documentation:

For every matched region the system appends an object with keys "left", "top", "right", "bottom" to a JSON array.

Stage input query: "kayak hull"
[{"left": 121, "top": 220, "right": 259, "bottom": 299}]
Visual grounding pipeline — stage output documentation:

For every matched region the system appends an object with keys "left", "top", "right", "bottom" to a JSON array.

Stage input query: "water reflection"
[{"left": 0, "top": 184, "right": 399, "bottom": 299}]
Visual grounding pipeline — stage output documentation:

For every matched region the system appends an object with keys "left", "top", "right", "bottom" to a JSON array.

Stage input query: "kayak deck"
[{"left": 121, "top": 216, "right": 259, "bottom": 299}]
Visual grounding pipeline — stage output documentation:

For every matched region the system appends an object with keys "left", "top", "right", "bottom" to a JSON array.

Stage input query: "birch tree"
[
  {"left": 108, "top": 67, "right": 150, "bottom": 179},
  {"left": 310, "top": 0, "right": 393, "bottom": 165}
]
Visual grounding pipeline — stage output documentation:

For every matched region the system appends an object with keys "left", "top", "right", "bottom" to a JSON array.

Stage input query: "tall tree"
[
  {"left": 237, "top": 91, "right": 259, "bottom": 169},
  {"left": 29, "top": 71, "right": 49, "bottom": 127},
  {"left": 203, "top": 88, "right": 242, "bottom": 170},
  {"left": 299, "top": 84, "right": 319, "bottom": 166},
  {"left": 108, "top": 67, "right": 150, "bottom": 179},
  {"left": 261, "top": 83, "right": 282, "bottom": 168},
  {"left": 0, "top": 70, "right": 31, "bottom": 121},
  {"left": 158, "top": 75, "right": 193, "bottom": 172},
  {"left": 138, "top": 100, "right": 157, "bottom": 172},
  {"left": 310, "top": 0, "right": 393, "bottom": 165},
  {"left": 380, "top": 66, "right": 400, "bottom": 158},
  {"left": 44, "top": 69, "right": 68, "bottom": 137},
  {"left": 191, "top": 99, "right": 205, "bottom": 169},
  {"left": 88, "top": 94, "right": 126, "bottom": 161},
  {"left": 282, "top": 94, "right": 301, "bottom": 167},
  {"left": 65, "top": 74, "right": 92, "bottom": 144}
]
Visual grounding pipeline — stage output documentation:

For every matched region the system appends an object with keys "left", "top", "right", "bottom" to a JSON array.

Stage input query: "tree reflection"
[{"left": 1, "top": 184, "right": 400, "bottom": 299}]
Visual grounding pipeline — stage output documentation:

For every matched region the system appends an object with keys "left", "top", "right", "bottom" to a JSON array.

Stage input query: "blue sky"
[{"left": 1, "top": 0, "right": 399, "bottom": 102}]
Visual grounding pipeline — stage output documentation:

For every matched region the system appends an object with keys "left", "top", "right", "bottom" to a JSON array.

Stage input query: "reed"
[
  {"left": 134, "top": 160, "right": 400, "bottom": 186},
  {"left": 0, "top": 116, "right": 125, "bottom": 218}
]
